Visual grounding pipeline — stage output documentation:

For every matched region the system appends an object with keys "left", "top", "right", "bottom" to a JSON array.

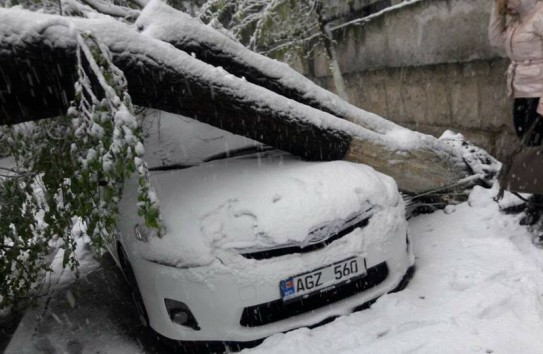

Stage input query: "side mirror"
[{"left": 134, "top": 224, "right": 151, "bottom": 242}]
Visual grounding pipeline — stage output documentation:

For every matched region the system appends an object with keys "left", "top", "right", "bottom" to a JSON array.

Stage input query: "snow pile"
[
  {"left": 244, "top": 185, "right": 543, "bottom": 354},
  {"left": 44, "top": 235, "right": 100, "bottom": 292}
]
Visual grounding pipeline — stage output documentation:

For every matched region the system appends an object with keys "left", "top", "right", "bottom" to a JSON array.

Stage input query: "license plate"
[{"left": 279, "top": 257, "right": 366, "bottom": 301}]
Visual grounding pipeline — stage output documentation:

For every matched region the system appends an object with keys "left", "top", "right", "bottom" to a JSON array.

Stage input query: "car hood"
[{"left": 136, "top": 152, "right": 402, "bottom": 267}]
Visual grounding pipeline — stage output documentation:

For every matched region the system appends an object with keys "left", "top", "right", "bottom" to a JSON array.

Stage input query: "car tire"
[{"left": 118, "top": 244, "right": 150, "bottom": 328}]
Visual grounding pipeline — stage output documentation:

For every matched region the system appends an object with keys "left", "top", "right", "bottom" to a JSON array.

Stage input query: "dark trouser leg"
[
  {"left": 513, "top": 98, "right": 543, "bottom": 225},
  {"left": 513, "top": 97, "right": 543, "bottom": 146}
]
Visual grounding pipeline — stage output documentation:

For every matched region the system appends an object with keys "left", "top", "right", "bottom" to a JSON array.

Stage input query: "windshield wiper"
[
  {"left": 148, "top": 146, "right": 275, "bottom": 172},
  {"left": 149, "top": 163, "right": 195, "bottom": 172},
  {"left": 202, "top": 145, "right": 274, "bottom": 163}
]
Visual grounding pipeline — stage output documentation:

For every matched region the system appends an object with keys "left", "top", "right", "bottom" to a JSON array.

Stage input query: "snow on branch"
[
  {"left": 0, "top": 7, "right": 473, "bottom": 194},
  {"left": 78, "top": 0, "right": 140, "bottom": 19}
]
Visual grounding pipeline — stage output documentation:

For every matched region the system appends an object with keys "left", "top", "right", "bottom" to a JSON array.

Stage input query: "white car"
[{"left": 109, "top": 111, "right": 414, "bottom": 349}]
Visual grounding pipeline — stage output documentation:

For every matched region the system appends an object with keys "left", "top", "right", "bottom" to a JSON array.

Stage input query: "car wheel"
[{"left": 118, "top": 244, "right": 150, "bottom": 328}]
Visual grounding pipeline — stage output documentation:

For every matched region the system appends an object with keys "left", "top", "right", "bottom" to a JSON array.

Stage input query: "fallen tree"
[{"left": 0, "top": 6, "right": 481, "bottom": 194}]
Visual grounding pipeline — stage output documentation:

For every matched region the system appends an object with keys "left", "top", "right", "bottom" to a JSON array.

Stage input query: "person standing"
[{"left": 489, "top": 0, "right": 543, "bottom": 242}]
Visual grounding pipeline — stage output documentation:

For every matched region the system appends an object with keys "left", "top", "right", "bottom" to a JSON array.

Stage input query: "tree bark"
[{"left": 0, "top": 8, "right": 471, "bottom": 194}]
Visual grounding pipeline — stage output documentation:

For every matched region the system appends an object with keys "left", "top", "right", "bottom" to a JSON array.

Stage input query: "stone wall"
[{"left": 287, "top": 0, "right": 514, "bottom": 160}]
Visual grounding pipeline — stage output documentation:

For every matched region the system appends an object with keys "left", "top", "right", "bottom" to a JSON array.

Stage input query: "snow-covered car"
[{"left": 108, "top": 111, "right": 414, "bottom": 347}]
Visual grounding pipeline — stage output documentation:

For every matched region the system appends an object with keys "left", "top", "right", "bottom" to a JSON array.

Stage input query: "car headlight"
[{"left": 164, "top": 298, "right": 200, "bottom": 330}]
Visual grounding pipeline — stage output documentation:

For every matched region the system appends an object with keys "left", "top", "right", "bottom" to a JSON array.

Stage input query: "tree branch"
[
  {"left": 0, "top": 8, "right": 472, "bottom": 193},
  {"left": 78, "top": 0, "right": 140, "bottom": 19}
]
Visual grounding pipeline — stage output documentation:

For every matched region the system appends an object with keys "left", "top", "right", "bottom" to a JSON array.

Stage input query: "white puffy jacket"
[{"left": 489, "top": 0, "right": 543, "bottom": 113}]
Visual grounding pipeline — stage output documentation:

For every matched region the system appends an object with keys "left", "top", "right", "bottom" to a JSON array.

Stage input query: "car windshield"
[
  {"left": 202, "top": 145, "right": 275, "bottom": 163},
  {"left": 149, "top": 145, "right": 275, "bottom": 171},
  {"left": 143, "top": 111, "right": 267, "bottom": 170}
]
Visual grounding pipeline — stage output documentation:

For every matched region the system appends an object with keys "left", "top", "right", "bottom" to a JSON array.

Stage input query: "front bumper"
[{"left": 128, "top": 216, "right": 413, "bottom": 342}]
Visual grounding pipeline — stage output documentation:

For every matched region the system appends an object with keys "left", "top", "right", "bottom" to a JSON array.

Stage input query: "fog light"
[
  {"left": 171, "top": 310, "right": 188, "bottom": 325},
  {"left": 164, "top": 299, "right": 200, "bottom": 330}
]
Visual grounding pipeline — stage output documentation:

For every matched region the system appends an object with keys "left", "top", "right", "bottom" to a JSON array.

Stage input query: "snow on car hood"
[{"left": 137, "top": 152, "right": 402, "bottom": 267}]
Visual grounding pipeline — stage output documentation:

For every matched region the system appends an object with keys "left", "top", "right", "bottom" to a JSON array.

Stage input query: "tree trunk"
[
  {"left": 0, "top": 8, "right": 471, "bottom": 194},
  {"left": 314, "top": 0, "right": 350, "bottom": 102}
]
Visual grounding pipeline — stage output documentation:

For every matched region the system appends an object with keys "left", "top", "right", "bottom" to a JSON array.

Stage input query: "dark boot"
[
  {"left": 532, "top": 233, "right": 543, "bottom": 248},
  {"left": 532, "top": 221, "right": 543, "bottom": 248},
  {"left": 520, "top": 195, "right": 543, "bottom": 226},
  {"left": 520, "top": 209, "right": 540, "bottom": 225},
  {"left": 531, "top": 194, "right": 543, "bottom": 207}
]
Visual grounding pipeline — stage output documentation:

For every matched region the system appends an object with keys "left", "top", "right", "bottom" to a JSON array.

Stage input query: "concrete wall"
[
  {"left": 321, "top": 0, "right": 396, "bottom": 22},
  {"left": 287, "top": 0, "right": 514, "bottom": 160}
]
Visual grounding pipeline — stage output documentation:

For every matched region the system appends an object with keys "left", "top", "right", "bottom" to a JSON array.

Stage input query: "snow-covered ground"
[
  {"left": 5, "top": 184, "right": 543, "bottom": 353},
  {"left": 246, "top": 185, "right": 543, "bottom": 353}
]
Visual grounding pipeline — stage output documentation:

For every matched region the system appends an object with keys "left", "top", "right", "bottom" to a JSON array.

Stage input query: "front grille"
[
  {"left": 240, "top": 262, "right": 389, "bottom": 327},
  {"left": 240, "top": 216, "right": 371, "bottom": 260}
]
